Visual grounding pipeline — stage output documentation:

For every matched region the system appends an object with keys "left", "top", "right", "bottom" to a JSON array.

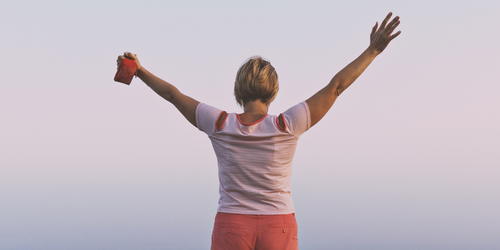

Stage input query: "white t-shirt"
[{"left": 196, "top": 102, "right": 311, "bottom": 215}]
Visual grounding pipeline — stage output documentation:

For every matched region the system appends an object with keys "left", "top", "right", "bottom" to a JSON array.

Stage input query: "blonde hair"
[{"left": 234, "top": 56, "right": 279, "bottom": 107}]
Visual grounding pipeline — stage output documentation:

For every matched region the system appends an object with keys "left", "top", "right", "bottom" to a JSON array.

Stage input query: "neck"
[{"left": 242, "top": 100, "right": 269, "bottom": 114}]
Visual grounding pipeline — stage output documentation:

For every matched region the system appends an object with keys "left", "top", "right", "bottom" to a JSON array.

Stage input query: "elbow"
[
  {"left": 335, "top": 86, "right": 345, "bottom": 96},
  {"left": 163, "top": 89, "right": 183, "bottom": 105},
  {"left": 164, "top": 93, "right": 175, "bottom": 104},
  {"left": 156, "top": 90, "right": 175, "bottom": 103},
  {"left": 156, "top": 87, "right": 178, "bottom": 104},
  {"left": 329, "top": 81, "right": 345, "bottom": 96}
]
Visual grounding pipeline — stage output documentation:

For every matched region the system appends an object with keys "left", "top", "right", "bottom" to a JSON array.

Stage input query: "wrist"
[
  {"left": 136, "top": 66, "right": 147, "bottom": 78},
  {"left": 365, "top": 47, "right": 381, "bottom": 57}
]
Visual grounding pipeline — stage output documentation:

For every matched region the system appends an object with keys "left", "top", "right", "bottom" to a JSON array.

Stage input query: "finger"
[
  {"left": 117, "top": 55, "right": 125, "bottom": 65},
  {"left": 125, "top": 52, "right": 138, "bottom": 61},
  {"left": 387, "top": 16, "right": 400, "bottom": 30},
  {"left": 371, "top": 22, "right": 378, "bottom": 35},
  {"left": 387, "top": 20, "right": 401, "bottom": 35},
  {"left": 390, "top": 30, "right": 401, "bottom": 40},
  {"left": 380, "top": 12, "right": 392, "bottom": 28}
]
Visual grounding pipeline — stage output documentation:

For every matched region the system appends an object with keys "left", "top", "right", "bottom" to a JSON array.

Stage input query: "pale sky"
[{"left": 1, "top": 0, "right": 499, "bottom": 249}]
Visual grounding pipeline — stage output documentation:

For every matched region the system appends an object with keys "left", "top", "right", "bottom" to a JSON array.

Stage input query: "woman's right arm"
[
  {"left": 305, "top": 12, "right": 401, "bottom": 127},
  {"left": 117, "top": 52, "right": 200, "bottom": 127}
]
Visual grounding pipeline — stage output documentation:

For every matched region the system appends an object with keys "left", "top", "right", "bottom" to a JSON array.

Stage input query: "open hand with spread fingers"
[{"left": 369, "top": 12, "right": 401, "bottom": 54}]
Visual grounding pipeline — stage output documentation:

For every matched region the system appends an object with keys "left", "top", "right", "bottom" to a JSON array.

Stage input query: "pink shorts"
[{"left": 211, "top": 212, "right": 299, "bottom": 250}]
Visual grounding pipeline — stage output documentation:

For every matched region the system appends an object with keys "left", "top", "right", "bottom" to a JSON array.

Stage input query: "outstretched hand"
[
  {"left": 369, "top": 12, "right": 401, "bottom": 54},
  {"left": 117, "top": 52, "right": 142, "bottom": 70}
]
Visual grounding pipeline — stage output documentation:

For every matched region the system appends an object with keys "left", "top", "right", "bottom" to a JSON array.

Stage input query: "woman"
[{"left": 117, "top": 13, "right": 400, "bottom": 250}]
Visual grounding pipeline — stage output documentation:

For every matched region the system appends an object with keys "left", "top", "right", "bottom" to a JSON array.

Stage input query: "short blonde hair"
[{"left": 234, "top": 56, "right": 279, "bottom": 107}]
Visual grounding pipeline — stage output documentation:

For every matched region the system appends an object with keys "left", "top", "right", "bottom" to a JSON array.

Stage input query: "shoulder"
[
  {"left": 280, "top": 102, "right": 311, "bottom": 136},
  {"left": 196, "top": 103, "right": 226, "bottom": 135}
]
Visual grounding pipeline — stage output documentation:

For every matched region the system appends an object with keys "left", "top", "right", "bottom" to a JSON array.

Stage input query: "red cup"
[{"left": 114, "top": 58, "right": 137, "bottom": 85}]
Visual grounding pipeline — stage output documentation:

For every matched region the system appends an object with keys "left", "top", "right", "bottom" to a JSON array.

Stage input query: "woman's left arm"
[
  {"left": 117, "top": 52, "right": 200, "bottom": 127},
  {"left": 305, "top": 13, "right": 401, "bottom": 127}
]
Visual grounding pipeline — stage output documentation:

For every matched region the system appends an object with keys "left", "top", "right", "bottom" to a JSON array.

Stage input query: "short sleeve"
[
  {"left": 282, "top": 102, "right": 311, "bottom": 137},
  {"left": 196, "top": 103, "right": 224, "bottom": 136}
]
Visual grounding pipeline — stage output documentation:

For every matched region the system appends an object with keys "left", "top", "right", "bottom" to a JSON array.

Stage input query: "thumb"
[{"left": 124, "top": 51, "right": 138, "bottom": 61}]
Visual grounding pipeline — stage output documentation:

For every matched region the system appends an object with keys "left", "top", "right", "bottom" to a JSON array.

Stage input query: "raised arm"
[
  {"left": 306, "top": 12, "right": 401, "bottom": 127},
  {"left": 117, "top": 52, "right": 200, "bottom": 127}
]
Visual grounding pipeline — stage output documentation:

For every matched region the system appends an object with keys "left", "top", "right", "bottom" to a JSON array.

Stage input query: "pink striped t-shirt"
[{"left": 196, "top": 102, "right": 311, "bottom": 215}]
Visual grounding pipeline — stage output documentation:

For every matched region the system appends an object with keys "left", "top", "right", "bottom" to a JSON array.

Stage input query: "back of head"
[{"left": 234, "top": 56, "right": 279, "bottom": 107}]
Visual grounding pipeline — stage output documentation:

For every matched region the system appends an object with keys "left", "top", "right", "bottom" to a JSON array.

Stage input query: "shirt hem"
[{"left": 217, "top": 208, "right": 296, "bottom": 215}]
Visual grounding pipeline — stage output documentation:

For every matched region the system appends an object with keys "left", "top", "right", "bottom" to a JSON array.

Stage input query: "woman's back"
[{"left": 196, "top": 102, "right": 310, "bottom": 214}]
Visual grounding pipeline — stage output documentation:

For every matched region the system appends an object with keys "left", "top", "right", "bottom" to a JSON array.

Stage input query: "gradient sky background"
[{"left": 1, "top": 0, "right": 499, "bottom": 249}]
